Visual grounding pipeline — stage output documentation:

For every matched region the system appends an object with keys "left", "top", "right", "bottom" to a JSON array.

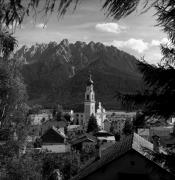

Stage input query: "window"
[{"left": 86, "top": 95, "right": 89, "bottom": 100}]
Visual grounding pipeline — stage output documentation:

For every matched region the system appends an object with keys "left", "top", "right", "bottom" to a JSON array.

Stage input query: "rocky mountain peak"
[
  {"left": 74, "top": 41, "right": 86, "bottom": 48},
  {"left": 16, "top": 39, "right": 142, "bottom": 110},
  {"left": 59, "top": 39, "right": 69, "bottom": 47},
  {"left": 88, "top": 41, "right": 96, "bottom": 50}
]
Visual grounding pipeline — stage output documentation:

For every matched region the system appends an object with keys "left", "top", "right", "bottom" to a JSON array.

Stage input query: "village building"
[
  {"left": 72, "top": 75, "right": 138, "bottom": 132},
  {"left": 71, "top": 133, "right": 174, "bottom": 180},
  {"left": 96, "top": 102, "right": 106, "bottom": 129},
  {"left": 29, "top": 111, "right": 53, "bottom": 125},
  {"left": 110, "top": 118, "right": 126, "bottom": 134},
  {"left": 40, "top": 119, "right": 67, "bottom": 135},
  {"left": 71, "top": 133, "right": 97, "bottom": 153},
  {"left": 103, "top": 119, "right": 111, "bottom": 132},
  {"left": 74, "top": 74, "right": 106, "bottom": 129},
  {"left": 137, "top": 128, "right": 150, "bottom": 141},
  {"left": 28, "top": 119, "right": 67, "bottom": 142},
  {"left": 106, "top": 111, "right": 136, "bottom": 119},
  {"left": 137, "top": 126, "right": 175, "bottom": 148},
  {"left": 150, "top": 126, "right": 173, "bottom": 137},
  {"left": 94, "top": 130, "right": 115, "bottom": 142},
  {"left": 41, "top": 126, "right": 70, "bottom": 153},
  {"left": 67, "top": 125, "right": 84, "bottom": 139}
]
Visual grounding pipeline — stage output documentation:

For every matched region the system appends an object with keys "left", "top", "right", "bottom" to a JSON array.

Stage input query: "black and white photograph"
[{"left": 0, "top": 0, "right": 175, "bottom": 179}]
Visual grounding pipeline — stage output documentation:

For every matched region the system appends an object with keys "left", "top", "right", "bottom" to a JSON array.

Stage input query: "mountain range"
[{"left": 15, "top": 39, "right": 143, "bottom": 111}]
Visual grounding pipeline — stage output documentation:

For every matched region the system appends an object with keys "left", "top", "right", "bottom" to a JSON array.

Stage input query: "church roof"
[{"left": 71, "top": 133, "right": 171, "bottom": 180}]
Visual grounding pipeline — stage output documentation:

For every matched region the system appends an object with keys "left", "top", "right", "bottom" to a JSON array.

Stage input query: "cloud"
[
  {"left": 95, "top": 22, "right": 126, "bottom": 34},
  {"left": 144, "top": 52, "right": 163, "bottom": 64},
  {"left": 108, "top": 38, "right": 149, "bottom": 53},
  {"left": 35, "top": 23, "right": 47, "bottom": 29},
  {"left": 151, "top": 38, "right": 169, "bottom": 46}
]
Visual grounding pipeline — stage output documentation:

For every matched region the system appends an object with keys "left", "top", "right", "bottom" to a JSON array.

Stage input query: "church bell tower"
[{"left": 84, "top": 74, "right": 96, "bottom": 126}]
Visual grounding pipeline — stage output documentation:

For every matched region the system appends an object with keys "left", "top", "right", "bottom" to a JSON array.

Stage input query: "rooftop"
[
  {"left": 71, "top": 133, "right": 97, "bottom": 145},
  {"left": 71, "top": 133, "right": 169, "bottom": 180},
  {"left": 94, "top": 130, "right": 114, "bottom": 137},
  {"left": 41, "top": 126, "right": 67, "bottom": 144}
]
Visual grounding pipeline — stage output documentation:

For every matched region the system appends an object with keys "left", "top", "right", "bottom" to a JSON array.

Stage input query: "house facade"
[
  {"left": 41, "top": 126, "right": 70, "bottom": 153},
  {"left": 71, "top": 133, "right": 174, "bottom": 180}
]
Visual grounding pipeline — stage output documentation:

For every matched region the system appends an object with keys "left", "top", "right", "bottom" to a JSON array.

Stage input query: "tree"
[
  {"left": 123, "top": 119, "right": 133, "bottom": 136},
  {"left": 114, "top": 132, "right": 120, "bottom": 141},
  {"left": 1, "top": 0, "right": 175, "bottom": 178},
  {"left": 64, "top": 113, "right": 71, "bottom": 122},
  {"left": 87, "top": 114, "right": 99, "bottom": 133},
  {"left": 42, "top": 153, "right": 72, "bottom": 180},
  {"left": 165, "top": 152, "right": 175, "bottom": 174},
  {"left": 34, "top": 138, "right": 42, "bottom": 148},
  {"left": 117, "top": 62, "right": 175, "bottom": 119},
  {"left": 5, "top": 153, "right": 43, "bottom": 180},
  {"left": 110, "top": 124, "right": 114, "bottom": 134},
  {"left": 53, "top": 104, "right": 65, "bottom": 121},
  {"left": 106, "top": 1, "right": 175, "bottom": 120},
  {"left": 133, "top": 111, "right": 146, "bottom": 131}
]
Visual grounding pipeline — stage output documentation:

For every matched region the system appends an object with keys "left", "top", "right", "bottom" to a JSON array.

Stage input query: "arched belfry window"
[{"left": 86, "top": 95, "right": 89, "bottom": 100}]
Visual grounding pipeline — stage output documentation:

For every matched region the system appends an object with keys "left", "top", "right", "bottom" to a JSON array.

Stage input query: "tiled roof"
[
  {"left": 52, "top": 126, "right": 67, "bottom": 138},
  {"left": 41, "top": 126, "right": 67, "bottom": 144},
  {"left": 71, "top": 133, "right": 97, "bottom": 145},
  {"left": 71, "top": 133, "right": 165, "bottom": 180}
]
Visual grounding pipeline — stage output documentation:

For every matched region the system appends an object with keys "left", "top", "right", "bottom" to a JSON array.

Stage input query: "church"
[{"left": 74, "top": 74, "right": 106, "bottom": 129}]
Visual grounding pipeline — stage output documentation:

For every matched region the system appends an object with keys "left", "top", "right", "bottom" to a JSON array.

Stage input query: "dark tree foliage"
[
  {"left": 5, "top": 152, "right": 43, "bottom": 180},
  {"left": 87, "top": 114, "right": 99, "bottom": 133},
  {"left": 42, "top": 153, "right": 72, "bottom": 180},
  {"left": 2, "top": 0, "right": 175, "bottom": 178},
  {"left": 166, "top": 152, "right": 175, "bottom": 174},
  {"left": 133, "top": 111, "right": 145, "bottom": 129},
  {"left": 110, "top": 124, "right": 114, "bottom": 134},
  {"left": 64, "top": 113, "right": 71, "bottom": 122},
  {"left": 104, "top": 1, "right": 175, "bottom": 119},
  {"left": 123, "top": 119, "right": 133, "bottom": 136},
  {"left": 114, "top": 132, "right": 120, "bottom": 141},
  {"left": 117, "top": 61, "right": 175, "bottom": 119}
]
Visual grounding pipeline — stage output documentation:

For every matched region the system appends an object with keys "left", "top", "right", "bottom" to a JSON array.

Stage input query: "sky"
[{"left": 13, "top": 0, "right": 168, "bottom": 64}]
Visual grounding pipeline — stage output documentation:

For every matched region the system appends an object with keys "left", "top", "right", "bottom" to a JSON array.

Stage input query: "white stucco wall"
[{"left": 42, "top": 144, "right": 70, "bottom": 153}]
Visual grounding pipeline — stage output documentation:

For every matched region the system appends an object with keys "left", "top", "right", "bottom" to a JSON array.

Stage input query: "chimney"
[{"left": 152, "top": 135, "right": 160, "bottom": 153}]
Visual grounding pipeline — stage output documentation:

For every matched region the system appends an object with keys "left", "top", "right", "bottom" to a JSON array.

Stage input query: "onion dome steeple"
[{"left": 86, "top": 73, "right": 93, "bottom": 86}]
